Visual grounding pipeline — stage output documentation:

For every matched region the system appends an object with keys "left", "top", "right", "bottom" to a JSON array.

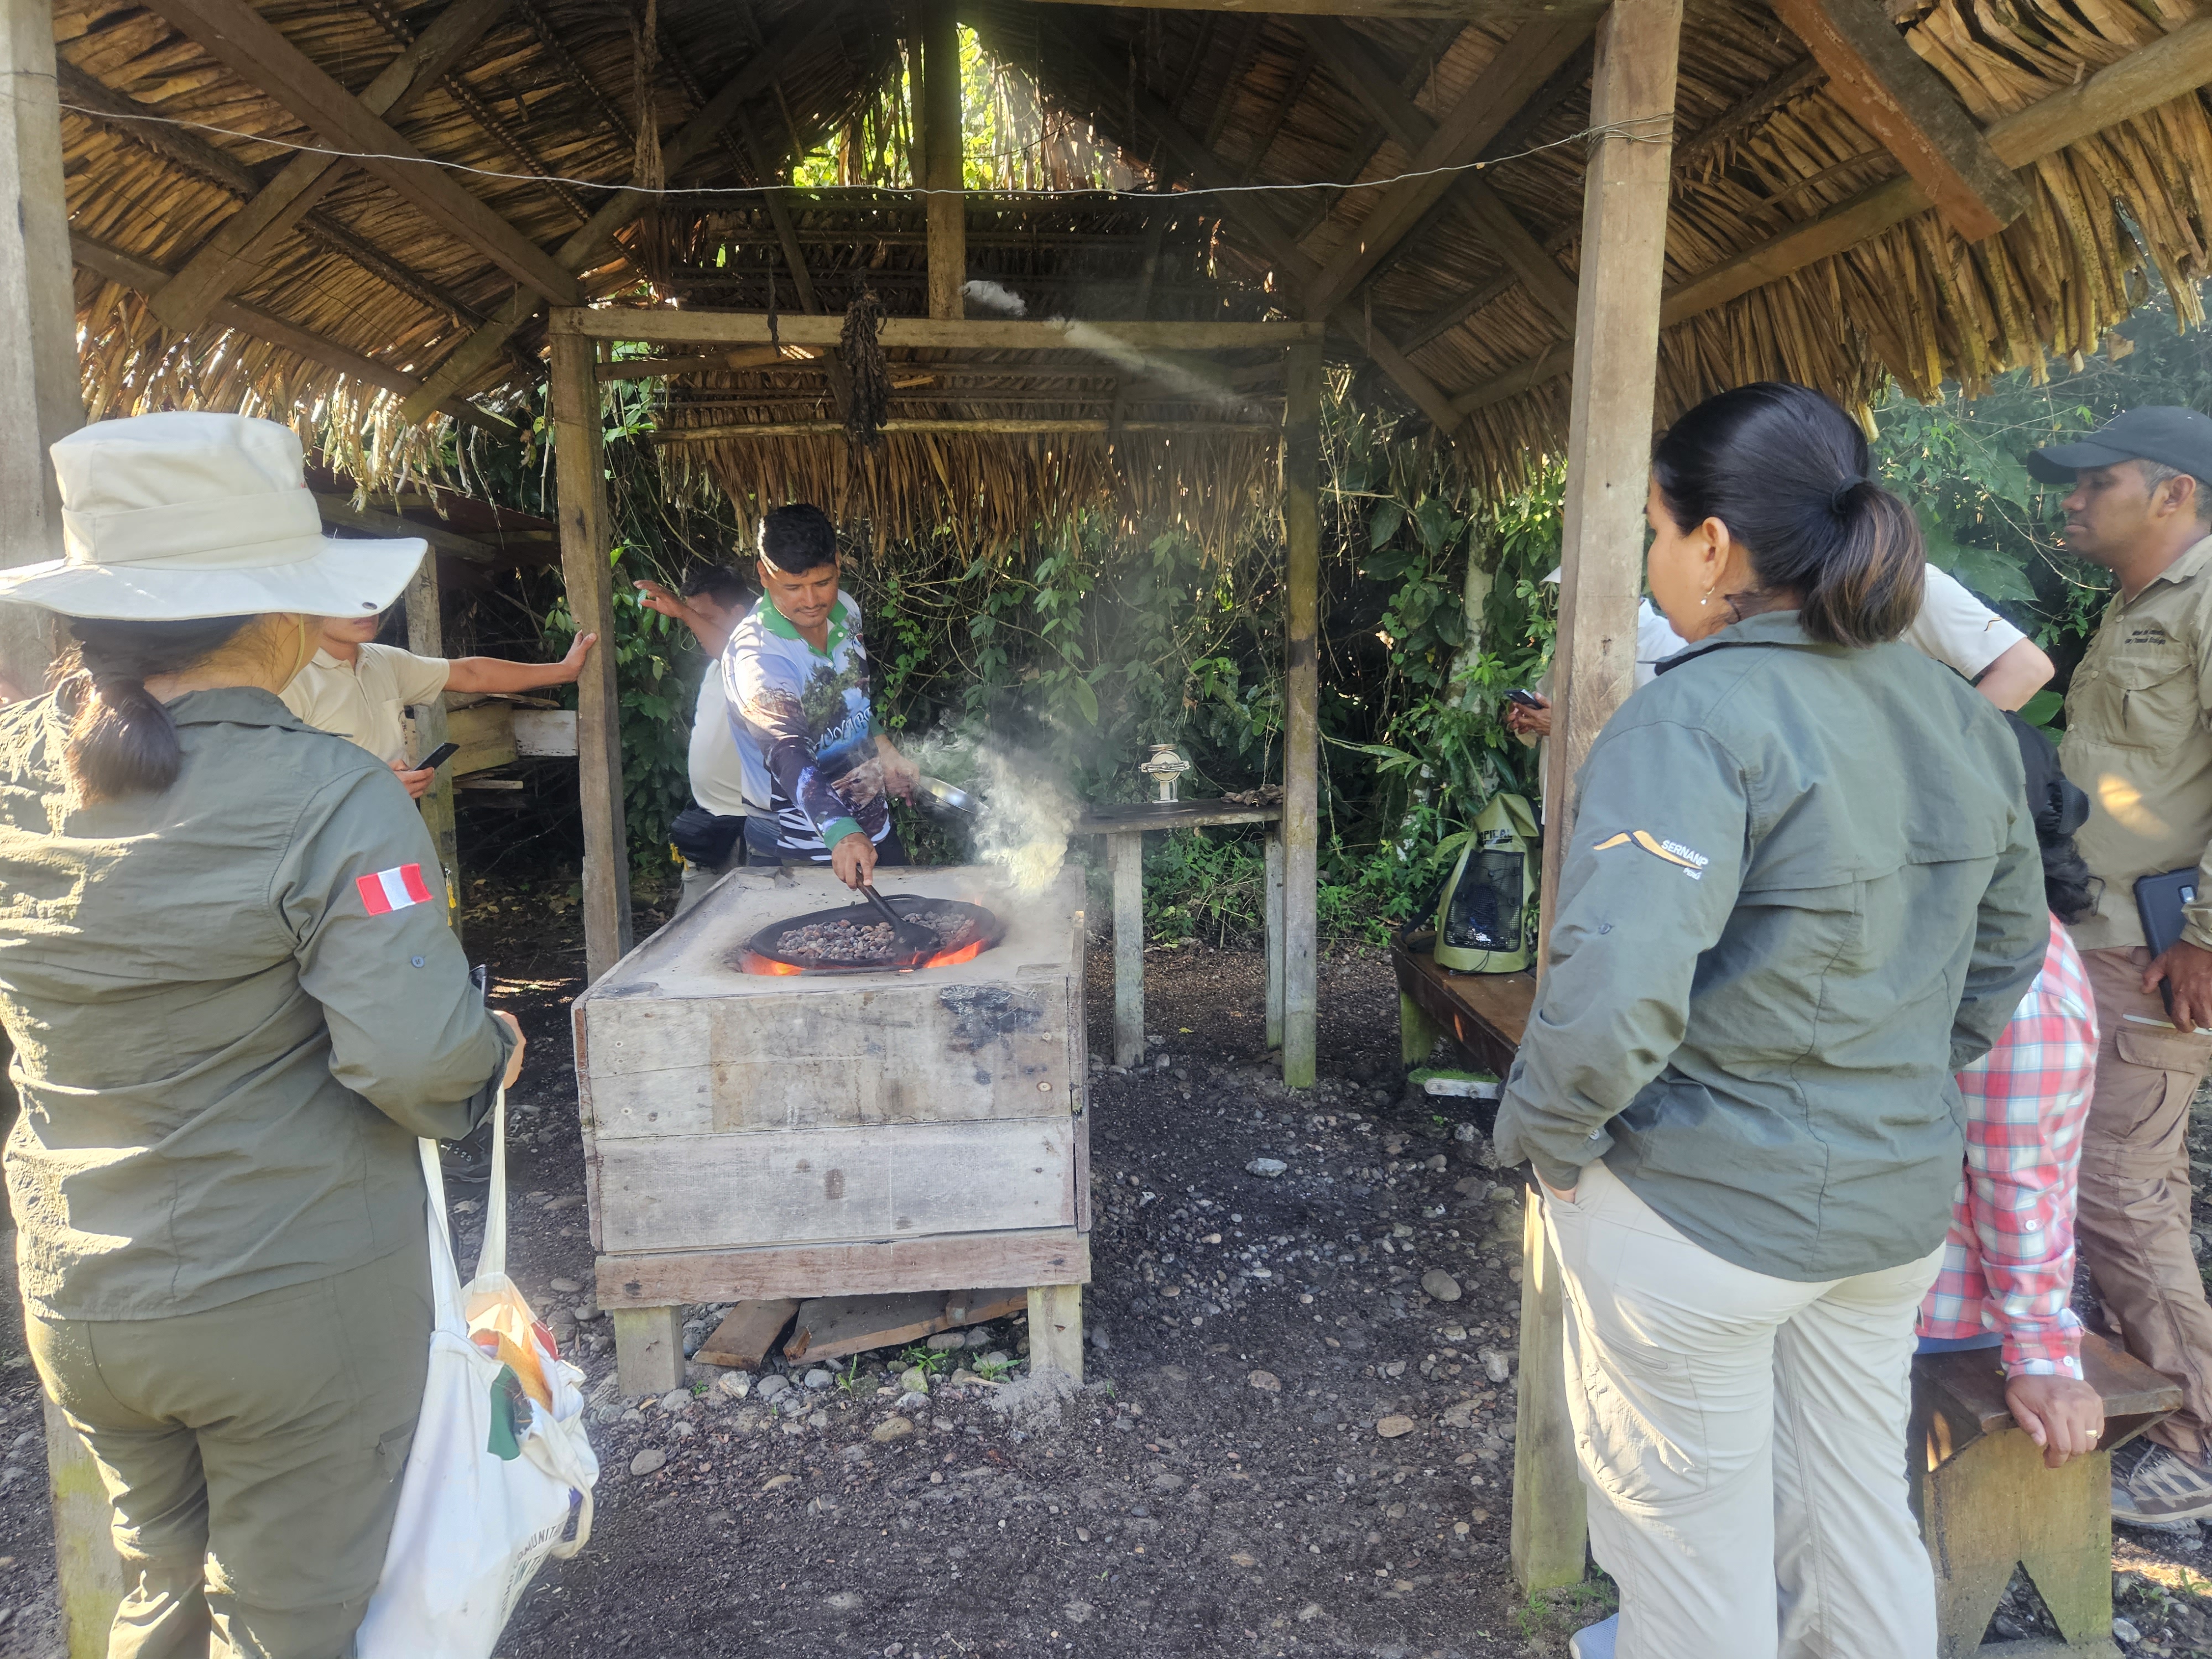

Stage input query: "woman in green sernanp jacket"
[
  {"left": 1493, "top": 383, "right": 2046, "bottom": 1659},
  {"left": 0, "top": 413, "right": 523, "bottom": 1658}
]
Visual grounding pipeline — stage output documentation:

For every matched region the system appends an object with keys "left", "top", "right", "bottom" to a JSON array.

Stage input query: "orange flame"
[
  {"left": 925, "top": 938, "right": 985, "bottom": 968},
  {"left": 745, "top": 953, "right": 804, "bottom": 975}
]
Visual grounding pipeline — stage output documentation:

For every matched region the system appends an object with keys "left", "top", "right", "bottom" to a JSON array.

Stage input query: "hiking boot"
[
  {"left": 1568, "top": 1614, "right": 1618, "bottom": 1659},
  {"left": 2112, "top": 1441, "right": 2212, "bottom": 1526},
  {"left": 439, "top": 1118, "right": 495, "bottom": 1188}
]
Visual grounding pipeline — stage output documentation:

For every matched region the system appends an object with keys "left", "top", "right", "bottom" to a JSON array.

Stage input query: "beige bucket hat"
[{"left": 0, "top": 411, "right": 426, "bottom": 619}]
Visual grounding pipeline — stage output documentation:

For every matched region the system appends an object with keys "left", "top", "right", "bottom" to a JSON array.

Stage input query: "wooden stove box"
[{"left": 572, "top": 864, "right": 1091, "bottom": 1391}]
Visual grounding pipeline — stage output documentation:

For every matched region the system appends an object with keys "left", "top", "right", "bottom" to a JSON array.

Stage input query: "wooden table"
[
  {"left": 1390, "top": 938, "right": 1535, "bottom": 1077},
  {"left": 1071, "top": 801, "right": 1284, "bottom": 1070}
]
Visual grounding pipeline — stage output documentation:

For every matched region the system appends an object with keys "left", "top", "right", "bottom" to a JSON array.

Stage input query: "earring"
[{"left": 1699, "top": 592, "right": 1711, "bottom": 608}]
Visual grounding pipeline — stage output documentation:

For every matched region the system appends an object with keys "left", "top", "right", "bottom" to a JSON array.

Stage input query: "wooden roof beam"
[
  {"left": 138, "top": 0, "right": 581, "bottom": 304},
  {"left": 1453, "top": 11, "right": 2212, "bottom": 413},
  {"left": 396, "top": 8, "right": 844, "bottom": 425},
  {"left": 1038, "top": 12, "right": 1468, "bottom": 434},
  {"left": 71, "top": 233, "right": 513, "bottom": 436},
  {"left": 1302, "top": 12, "right": 1599, "bottom": 321},
  {"left": 57, "top": 59, "right": 487, "bottom": 330},
  {"left": 1298, "top": 15, "right": 1578, "bottom": 329},
  {"left": 147, "top": 0, "right": 513, "bottom": 333},
  {"left": 1766, "top": 0, "right": 2027, "bottom": 241},
  {"left": 1017, "top": 2, "right": 1533, "bottom": 15}
]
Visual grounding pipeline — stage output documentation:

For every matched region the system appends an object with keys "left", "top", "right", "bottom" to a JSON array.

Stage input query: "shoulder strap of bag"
[{"left": 415, "top": 1079, "right": 506, "bottom": 1331}]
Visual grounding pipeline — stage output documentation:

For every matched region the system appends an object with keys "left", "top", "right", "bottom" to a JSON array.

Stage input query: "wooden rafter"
[
  {"left": 72, "top": 233, "right": 511, "bottom": 435},
  {"left": 1766, "top": 0, "right": 2027, "bottom": 240},
  {"left": 1020, "top": 1, "right": 1562, "bottom": 15},
  {"left": 396, "top": 8, "right": 846, "bottom": 425},
  {"left": 1035, "top": 12, "right": 1467, "bottom": 434},
  {"left": 355, "top": 0, "right": 588, "bottom": 223},
  {"left": 56, "top": 60, "right": 486, "bottom": 330},
  {"left": 137, "top": 0, "right": 582, "bottom": 304},
  {"left": 1240, "top": 45, "right": 1318, "bottom": 184},
  {"left": 1302, "top": 13, "right": 1598, "bottom": 321},
  {"left": 1453, "top": 12, "right": 2212, "bottom": 412},
  {"left": 512, "top": 0, "right": 632, "bottom": 152},
  {"left": 1297, "top": 16, "right": 1578, "bottom": 329},
  {"left": 1291, "top": 17, "right": 1469, "bottom": 242},
  {"left": 155, "top": 3, "right": 516, "bottom": 331},
  {"left": 1202, "top": 18, "right": 1266, "bottom": 153}
]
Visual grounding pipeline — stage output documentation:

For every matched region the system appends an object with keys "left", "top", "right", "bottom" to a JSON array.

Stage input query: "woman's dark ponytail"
[
  {"left": 1652, "top": 382, "right": 1925, "bottom": 648},
  {"left": 54, "top": 616, "right": 254, "bottom": 801}
]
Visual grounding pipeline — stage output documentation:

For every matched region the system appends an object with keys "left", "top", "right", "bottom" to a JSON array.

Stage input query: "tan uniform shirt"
[
  {"left": 279, "top": 641, "right": 451, "bottom": 765},
  {"left": 2061, "top": 534, "right": 2212, "bottom": 952},
  {"left": 0, "top": 688, "right": 512, "bottom": 1320}
]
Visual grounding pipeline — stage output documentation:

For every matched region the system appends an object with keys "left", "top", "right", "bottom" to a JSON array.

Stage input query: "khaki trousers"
[
  {"left": 26, "top": 1231, "right": 432, "bottom": 1659},
  {"left": 1545, "top": 1160, "right": 1944, "bottom": 1659},
  {"left": 2077, "top": 943, "right": 2212, "bottom": 1459}
]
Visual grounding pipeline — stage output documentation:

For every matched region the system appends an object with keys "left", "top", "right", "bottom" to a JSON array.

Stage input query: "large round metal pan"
[{"left": 738, "top": 894, "right": 1006, "bottom": 974}]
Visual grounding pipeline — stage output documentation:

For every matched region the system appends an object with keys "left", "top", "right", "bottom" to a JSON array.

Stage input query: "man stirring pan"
[
  {"left": 2030, "top": 407, "right": 2212, "bottom": 1525},
  {"left": 722, "top": 504, "right": 917, "bottom": 886}
]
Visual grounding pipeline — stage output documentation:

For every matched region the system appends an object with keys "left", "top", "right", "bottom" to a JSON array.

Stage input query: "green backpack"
[{"left": 1433, "top": 792, "right": 1540, "bottom": 973}]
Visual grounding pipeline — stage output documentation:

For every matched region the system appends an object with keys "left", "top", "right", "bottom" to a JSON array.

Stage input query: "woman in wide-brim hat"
[{"left": 0, "top": 411, "right": 523, "bottom": 1657}]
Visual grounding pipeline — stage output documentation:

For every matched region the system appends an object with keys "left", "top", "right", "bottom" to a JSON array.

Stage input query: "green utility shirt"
[
  {"left": 1494, "top": 612, "right": 2046, "bottom": 1282},
  {"left": 2059, "top": 534, "right": 2212, "bottom": 952},
  {"left": 0, "top": 687, "right": 513, "bottom": 1322}
]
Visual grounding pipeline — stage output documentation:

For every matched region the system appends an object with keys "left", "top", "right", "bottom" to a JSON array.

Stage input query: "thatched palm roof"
[{"left": 53, "top": 0, "right": 2212, "bottom": 530}]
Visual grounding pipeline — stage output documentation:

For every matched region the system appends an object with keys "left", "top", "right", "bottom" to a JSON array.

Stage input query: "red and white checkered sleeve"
[{"left": 1959, "top": 937, "right": 2093, "bottom": 1380}]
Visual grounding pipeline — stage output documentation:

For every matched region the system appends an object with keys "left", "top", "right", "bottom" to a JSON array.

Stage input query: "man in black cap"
[{"left": 2030, "top": 405, "right": 2212, "bottom": 1524}]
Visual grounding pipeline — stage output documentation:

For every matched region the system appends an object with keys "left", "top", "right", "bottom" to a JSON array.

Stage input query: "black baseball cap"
[{"left": 2026, "top": 405, "right": 2212, "bottom": 483}]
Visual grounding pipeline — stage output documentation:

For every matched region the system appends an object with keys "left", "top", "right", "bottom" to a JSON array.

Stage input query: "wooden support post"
[
  {"left": 405, "top": 557, "right": 462, "bottom": 942},
  {"left": 1265, "top": 830, "right": 1286, "bottom": 1050},
  {"left": 1511, "top": 1190, "right": 1586, "bottom": 1593},
  {"left": 919, "top": 0, "right": 965, "bottom": 321},
  {"left": 1281, "top": 342, "right": 1323, "bottom": 1088},
  {"left": 611, "top": 1305, "right": 686, "bottom": 1397},
  {"left": 0, "top": 0, "right": 79, "bottom": 696},
  {"left": 6, "top": 7, "right": 113, "bottom": 1644},
  {"left": 1514, "top": 0, "right": 1682, "bottom": 1598},
  {"left": 1110, "top": 830, "right": 1145, "bottom": 1068},
  {"left": 1026, "top": 1283, "right": 1084, "bottom": 1383},
  {"left": 549, "top": 331, "right": 633, "bottom": 984},
  {"left": 1399, "top": 992, "right": 1439, "bottom": 1068}
]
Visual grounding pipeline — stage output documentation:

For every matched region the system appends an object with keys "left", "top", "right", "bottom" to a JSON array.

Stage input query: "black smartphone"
[
  {"left": 1504, "top": 688, "right": 1544, "bottom": 709},
  {"left": 415, "top": 741, "right": 461, "bottom": 772},
  {"left": 469, "top": 963, "right": 489, "bottom": 995}
]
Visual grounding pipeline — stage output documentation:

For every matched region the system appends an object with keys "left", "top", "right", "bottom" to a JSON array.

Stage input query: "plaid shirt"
[{"left": 1916, "top": 915, "right": 2095, "bottom": 1379}]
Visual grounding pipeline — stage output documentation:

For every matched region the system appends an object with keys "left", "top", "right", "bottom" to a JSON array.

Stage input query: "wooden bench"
[
  {"left": 1390, "top": 936, "right": 1536, "bottom": 1078},
  {"left": 1914, "top": 1332, "right": 2181, "bottom": 1658}
]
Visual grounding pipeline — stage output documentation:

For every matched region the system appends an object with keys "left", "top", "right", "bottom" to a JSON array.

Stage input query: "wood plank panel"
[
  {"left": 595, "top": 1227, "right": 1092, "bottom": 1307},
  {"left": 582, "top": 978, "right": 1073, "bottom": 1138},
  {"left": 593, "top": 1121, "right": 1077, "bottom": 1254}
]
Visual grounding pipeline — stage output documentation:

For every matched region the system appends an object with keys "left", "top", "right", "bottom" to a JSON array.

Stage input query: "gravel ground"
[{"left": 0, "top": 889, "right": 2209, "bottom": 1657}]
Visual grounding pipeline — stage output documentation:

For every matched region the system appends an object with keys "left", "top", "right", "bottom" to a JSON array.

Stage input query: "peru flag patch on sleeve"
[{"left": 356, "top": 863, "right": 434, "bottom": 916}]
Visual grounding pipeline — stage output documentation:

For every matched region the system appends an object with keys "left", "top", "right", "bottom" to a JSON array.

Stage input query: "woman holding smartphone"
[
  {"left": 0, "top": 413, "right": 521, "bottom": 1655},
  {"left": 1494, "top": 383, "right": 2045, "bottom": 1659}
]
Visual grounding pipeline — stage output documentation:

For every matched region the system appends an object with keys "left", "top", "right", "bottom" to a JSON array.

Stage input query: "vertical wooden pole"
[
  {"left": 1026, "top": 1284, "right": 1084, "bottom": 1383},
  {"left": 1110, "top": 830, "right": 1145, "bottom": 1068},
  {"left": 919, "top": 0, "right": 965, "bottom": 322},
  {"left": 405, "top": 556, "right": 462, "bottom": 941},
  {"left": 549, "top": 325, "right": 633, "bottom": 983},
  {"left": 1512, "top": 0, "right": 1682, "bottom": 1599},
  {"left": 0, "top": 0, "right": 80, "bottom": 696},
  {"left": 1264, "top": 828, "right": 1285, "bottom": 1050},
  {"left": 4, "top": 8, "right": 117, "bottom": 1645},
  {"left": 1281, "top": 341, "right": 1322, "bottom": 1088}
]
